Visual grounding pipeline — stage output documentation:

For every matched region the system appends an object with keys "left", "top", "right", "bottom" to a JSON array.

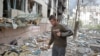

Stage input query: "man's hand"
[
  {"left": 57, "top": 32, "right": 61, "bottom": 37},
  {"left": 47, "top": 45, "right": 51, "bottom": 49}
]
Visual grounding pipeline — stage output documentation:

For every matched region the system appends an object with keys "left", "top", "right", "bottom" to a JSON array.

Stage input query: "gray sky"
[
  {"left": 69, "top": 0, "right": 100, "bottom": 13},
  {"left": 69, "top": 0, "right": 100, "bottom": 9}
]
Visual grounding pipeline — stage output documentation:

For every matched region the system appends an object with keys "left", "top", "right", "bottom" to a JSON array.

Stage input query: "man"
[{"left": 48, "top": 15, "right": 73, "bottom": 56}]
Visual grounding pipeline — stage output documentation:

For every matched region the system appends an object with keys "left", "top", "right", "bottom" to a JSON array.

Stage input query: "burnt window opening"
[
  {"left": 47, "top": 0, "right": 51, "bottom": 17},
  {"left": 28, "top": 0, "right": 35, "bottom": 13},
  {"left": 3, "top": 0, "right": 26, "bottom": 18},
  {"left": 3, "top": 0, "right": 11, "bottom": 18},
  {"left": 36, "top": 3, "right": 42, "bottom": 17},
  {"left": 16, "top": 0, "right": 26, "bottom": 11},
  {"left": 27, "top": 1, "right": 42, "bottom": 17},
  {"left": 47, "top": 0, "right": 66, "bottom": 18}
]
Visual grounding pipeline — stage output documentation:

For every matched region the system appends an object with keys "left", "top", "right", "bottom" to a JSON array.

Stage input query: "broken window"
[
  {"left": 36, "top": 3, "right": 42, "bottom": 16},
  {"left": 31, "top": 2, "right": 42, "bottom": 16},
  {"left": 28, "top": 0, "right": 35, "bottom": 13},
  {"left": 47, "top": 0, "right": 51, "bottom": 17},
  {"left": 3, "top": 0, "right": 26, "bottom": 18},
  {"left": 3, "top": 0, "right": 11, "bottom": 18},
  {"left": 16, "top": 0, "right": 26, "bottom": 11},
  {"left": 28, "top": 1, "right": 42, "bottom": 17},
  {"left": 47, "top": 0, "right": 66, "bottom": 18}
]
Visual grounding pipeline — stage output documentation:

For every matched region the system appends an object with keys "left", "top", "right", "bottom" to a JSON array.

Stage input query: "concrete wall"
[{"left": 0, "top": 0, "right": 3, "bottom": 17}]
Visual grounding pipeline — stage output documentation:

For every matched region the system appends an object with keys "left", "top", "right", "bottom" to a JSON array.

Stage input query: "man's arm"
[
  {"left": 48, "top": 32, "right": 54, "bottom": 45},
  {"left": 61, "top": 25, "right": 73, "bottom": 37}
]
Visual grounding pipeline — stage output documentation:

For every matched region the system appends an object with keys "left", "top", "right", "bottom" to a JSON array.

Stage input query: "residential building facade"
[
  {"left": 72, "top": 5, "right": 100, "bottom": 26},
  {"left": 0, "top": 0, "right": 49, "bottom": 45}
]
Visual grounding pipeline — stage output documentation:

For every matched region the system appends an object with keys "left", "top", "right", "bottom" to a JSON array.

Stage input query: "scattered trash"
[
  {"left": 66, "top": 33, "right": 100, "bottom": 56},
  {"left": 0, "top": 32, "right": 100, "bottom": 56},
  {"left": 0, "top": 31, "right": 51, "bottom": 56}
]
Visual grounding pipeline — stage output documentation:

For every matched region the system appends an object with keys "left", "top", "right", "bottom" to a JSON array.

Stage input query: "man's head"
[{"left": 49, "top": 15, "right": 58, "bottom": 26}]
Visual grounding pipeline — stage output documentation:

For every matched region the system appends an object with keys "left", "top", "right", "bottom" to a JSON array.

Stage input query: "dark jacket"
[{"left": 48, "top": 24, "right": 73, "bottom": 47}]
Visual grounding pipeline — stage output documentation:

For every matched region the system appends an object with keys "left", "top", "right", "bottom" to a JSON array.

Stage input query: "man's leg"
[
  {"left": 58, "top": 47, "right": 66, "bottom": 56},
  {"left": 52, "top": 46, "right": 58, "bottom": 56}
]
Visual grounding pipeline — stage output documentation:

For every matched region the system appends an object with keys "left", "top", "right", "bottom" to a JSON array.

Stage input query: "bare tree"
[{"left": 73, "top": 0, "right": 80, "bottom": 39}]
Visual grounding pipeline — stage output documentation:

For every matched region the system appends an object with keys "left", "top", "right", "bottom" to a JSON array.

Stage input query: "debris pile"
[
  {"left": 0, "top": 31, "right": 51, "bottom": 56},
  {"left": 1, "top": 32, "right": 100, "bottom": 56},
  {"left": 66, "top": 34, "right": 100, "bottom": 56},
  {"left": 0, "top": 15, "right": 41, "bottom": 29}
]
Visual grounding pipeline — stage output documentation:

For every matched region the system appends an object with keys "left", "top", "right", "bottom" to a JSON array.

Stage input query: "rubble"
[
  {"left": 66, "top": 33, "right": 100, "bottom": 56},
  {"left": 0, "top": 17, "right": 41, "bottom": 29},
  {"left": 0, "top": 31, "right": 100, "bottom": 56},
  {"left": 0, "top": 31, "right": 51, "bottom": 56},
  {"left": 90, "top": 44, "right": 100, "bottom": 52}
]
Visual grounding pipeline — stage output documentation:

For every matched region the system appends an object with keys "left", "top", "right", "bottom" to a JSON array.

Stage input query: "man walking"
[{"left": 48, "top": 15, "right": 73, "bottom": 56}]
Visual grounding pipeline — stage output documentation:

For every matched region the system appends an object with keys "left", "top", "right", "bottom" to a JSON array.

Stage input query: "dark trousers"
[{"left": 52, "top": 45, "right": 66, "bottom": 56}]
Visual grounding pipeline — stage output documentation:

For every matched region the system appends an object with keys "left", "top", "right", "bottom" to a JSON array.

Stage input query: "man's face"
[{"left": 50, "top": 19, "right": 57, "bottom": 26}]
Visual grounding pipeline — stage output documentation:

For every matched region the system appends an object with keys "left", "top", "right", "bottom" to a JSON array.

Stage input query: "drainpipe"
[
  {"left": 50, "top": 0, "right": 54, "bottom": 15},
  {"left": 21, "top": 0, "right": 25, "bottom": 11},
  {"left": 13, "top": 0, "right": 16, "bottom": 9},
  {"left": 56, "top": 0, "right": 58, "bottom": 19},
  {"left": 67, "top": 0, "right": 69, "bottom": 25}
]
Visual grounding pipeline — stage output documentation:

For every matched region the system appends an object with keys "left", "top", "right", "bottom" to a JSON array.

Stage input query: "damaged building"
[
  {"left": 0, "top": 0, "right": 50, "bottom": 44},
  {"left": 0, "top": 0, "right": 100, "bottom": 56},
  {"left": 47, "top": 0, "right": 67, "bottom": 22}
]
